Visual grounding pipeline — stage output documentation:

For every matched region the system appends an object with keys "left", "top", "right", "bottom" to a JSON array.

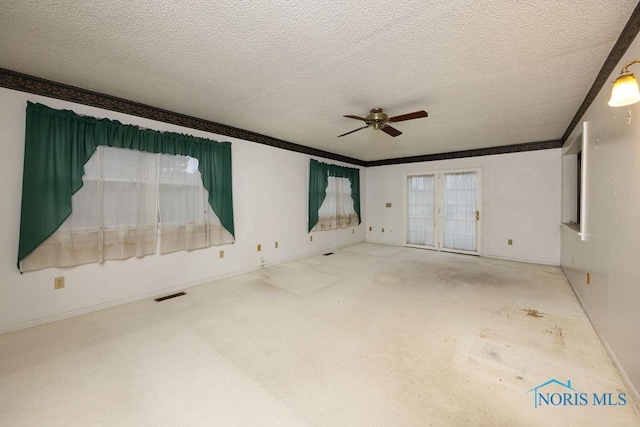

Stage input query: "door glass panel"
[
  {"left": 443, "top": 172, "right": 477, "bottom": 251},
  {"left": 406, "top": 175, "right": 435, "bottom": 246}
]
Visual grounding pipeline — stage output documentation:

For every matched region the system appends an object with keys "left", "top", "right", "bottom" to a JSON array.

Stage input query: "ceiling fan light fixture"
[
  {"left": 338, "top": 107, "right": 428, "bottom": 138},
  {"left": 609, "top": 60, "right": 640, "bottom": 107}
]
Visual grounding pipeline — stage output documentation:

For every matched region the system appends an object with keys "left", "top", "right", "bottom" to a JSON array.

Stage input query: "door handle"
[{"left": 475, "top": 210, "right": 480, "bottom": 221}]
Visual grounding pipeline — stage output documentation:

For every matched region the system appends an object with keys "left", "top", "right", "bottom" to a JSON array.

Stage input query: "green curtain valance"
[
  {"left": 18, "top": 102, "right": 234, "bottom": 267},
  {"left": 308, "top": 159, "right": 361, "bottom": 231}
]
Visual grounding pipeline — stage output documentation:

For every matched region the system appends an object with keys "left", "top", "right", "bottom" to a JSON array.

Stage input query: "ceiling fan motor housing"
[{"left": 366, "top": 108, "right": 389, "bottom": 129}]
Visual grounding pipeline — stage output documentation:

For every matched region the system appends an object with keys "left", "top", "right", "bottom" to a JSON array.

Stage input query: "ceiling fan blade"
[
  {"left": 343, "top": 115, "right": 368, "bottom": 121},
  {"left": 381, "top": 126, "right": 402, "bottom": 137},
  {"left": 338, "top": 125, "right": 369, "bottom": 137},
  {"left": 389, "top": 110, "right": 428, "bottom": 122}
]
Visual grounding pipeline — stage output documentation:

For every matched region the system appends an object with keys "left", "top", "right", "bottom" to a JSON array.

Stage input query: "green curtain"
[
  {"left": 308, "top": 160, "right": 330, "bottom": 232},
  {"left": 308, "top": 159, "right": 361, "bottom": 232},
  {"left": 18, "top": 102, "right": 234, "bottom": 267}
]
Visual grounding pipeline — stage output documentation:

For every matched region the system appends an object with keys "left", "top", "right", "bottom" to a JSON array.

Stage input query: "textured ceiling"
[{"left": 0, "top": 1, "right": 637, "bottom": 161}]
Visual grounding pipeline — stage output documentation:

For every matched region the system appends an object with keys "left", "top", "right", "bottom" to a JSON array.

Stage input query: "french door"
[{"left": 405, "top": 169, "right": 482, "bottom": 254}]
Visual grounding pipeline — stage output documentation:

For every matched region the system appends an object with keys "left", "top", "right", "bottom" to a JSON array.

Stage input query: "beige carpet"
[{"left": 0, "top": 244, "right": 638, "bottom": 426}]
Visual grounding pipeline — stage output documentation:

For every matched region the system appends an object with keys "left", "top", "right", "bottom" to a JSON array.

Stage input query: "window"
[
  {"left": 406, "top": 175, "right": 436, "bottom": 246},
  {"left": 308, "top": 159, "right": 361, "bottom": 232},
  {"left": 405, "top": 170, "right": 481, "bottom": 253},
  {"left": 18, "top": 103, "right": 235, "bottom": 271},
  {"left": 158, "top": 154, "right": 231, "bottom": 254},
  {"left": 312, "top": 176, "right": 359, "bottom": 231},
  {"left": 21, "top": 146, "right": 233, "bottom": 271},
  {"left": 443, "top": 172, "right": 478, "bottom": 251}
]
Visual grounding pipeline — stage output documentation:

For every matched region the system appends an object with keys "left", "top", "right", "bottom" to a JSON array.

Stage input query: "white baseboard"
[
  {"left": 485, "top": 253, "right": 561, "bottom": 266},
  {"left": 0, "top": 240, "right": 366, "bottom": 335},
  {"left": 363, "top": 240, "right": 561, "bottom": 267},
  {"left": 561, "top": 266, "right": 640, "bottom": 409},
  {"left": 365, "top": 238, "right": 402, "bottom": 246}
]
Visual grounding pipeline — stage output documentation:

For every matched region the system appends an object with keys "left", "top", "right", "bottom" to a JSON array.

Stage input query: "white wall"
[
  {"left": 561, "top": 33, "right": 640, "bottom": 401},
  {"left": 0, "top": 88, "right": 365, "bottom": 332},
  {"left": 366, "top": 149, "right": 561, "bottom": 265}
]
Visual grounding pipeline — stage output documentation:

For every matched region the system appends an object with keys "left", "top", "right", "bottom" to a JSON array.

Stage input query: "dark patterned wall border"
[
  {"left": 0, "top": 61, "right": 615, "bottom": 168},
  {"left": 561, "top": 3, "right": 640, "bottom": 143},
  {"left": 0, "top": 68, "right": 367, "bottom": 167},
  {"left": 366, "top": 140, "right": 563, "bottom": 167}
]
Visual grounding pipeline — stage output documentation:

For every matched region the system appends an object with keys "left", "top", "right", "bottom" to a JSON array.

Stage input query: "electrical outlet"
[
  {"left": 275, "top": 241, "right": 279, "bottom": 249},
  {"left": 310, "top": 235, "right": 313, "bottom": 242},
  {"left": 382, "top": 228, "right": 385, "bottom": 233},
  {"left": 369, "top": 226, "right": 372, "bottom": 231},
  {"left": 219, "top": 250, "right": 224, "bottom": 258},
  {"left": 508, "top": 239, "right": 513, "bottom": 245},
  {"left": 257, "top": 244, "right": 261, "bottom": 252},
  {"left": 352, "top": 229, "right": 354, "bottom": 234},
  {"left": 587, "top": 272, "right": 591, "bottom": 285},
  {"left": 257, "top": 257, "right": 265, "bottom": 268},
  {"left": 385, "top": 202, "right": 392, "bottom": 208},
  {"left": 54, "top": 276, "right": 65, "bottom": 289}
]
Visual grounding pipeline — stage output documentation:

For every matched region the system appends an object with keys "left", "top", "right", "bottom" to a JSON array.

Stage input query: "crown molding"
[
  {"left": 0, "top": 68, "right": 595, "bottom": 168},
  {"left": 561, "top": 3, "right": 640, "bottom": 143},
  {"left": 0, "top": 68, "right": 366, "bottom": 167},
  {"left": 366, "top": 140, "right": 563, "bottom": 167}
]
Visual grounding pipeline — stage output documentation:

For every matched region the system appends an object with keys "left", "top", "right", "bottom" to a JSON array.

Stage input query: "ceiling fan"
[{"left": 338, "top": 107, "right": 428, "bottom": 137}]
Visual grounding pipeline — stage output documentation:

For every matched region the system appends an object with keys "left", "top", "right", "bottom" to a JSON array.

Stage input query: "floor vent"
[
  {"left": 323, "top": 252, "right": 334, "bottom": 256},
  {"left": 154, "top": 292, "right": 186, "bottom": 302}
]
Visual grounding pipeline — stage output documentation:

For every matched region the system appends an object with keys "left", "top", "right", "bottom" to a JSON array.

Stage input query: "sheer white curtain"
[
  {"left": 312, "top": 176, "right": 358, "bottom": 231},
  {"left": 406, "top": 175, "right": 435, "bottom": 246},
  {"left": 158, "top": 154, "right": 234, "bottom": 254},
  {"left": 22, "top": 148, "right": 235, "bottom": 271},
  {"left": 443, "top": 172, "right": 477, "bottom": 251},
  {"left": 22, "top": 146, "right": 158, "bottom": 271}
]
